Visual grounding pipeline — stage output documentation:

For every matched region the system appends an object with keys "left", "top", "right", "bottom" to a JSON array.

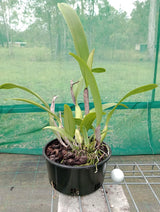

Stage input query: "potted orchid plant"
[{"left": 0, "top": 3, "right": 157, "bottom": 196}]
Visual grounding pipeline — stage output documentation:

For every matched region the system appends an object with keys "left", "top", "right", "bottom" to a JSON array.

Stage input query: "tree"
[
  {"left": 148, "top": 0, "right": 156, "bottom": 60},
  {"left": 20, "top": 20, "right": 49, "bottom": 47},
  {"left": 129, "top": 0, "right": 150, "bottom": 48},
  {"left": 0, "top": 0, "right": 10, "bottom": 47},
  {"left": 0, "top": 26, "right": 7, "bottom": 46},
  {"left": 0, "top": 0, "right": 19, "bottom": 48},
  {"left": 29, "top": 0, "right": 65, "bottom": 59},
  {"left": 94, "top": 0, "right": 128, "bottom": 50}
]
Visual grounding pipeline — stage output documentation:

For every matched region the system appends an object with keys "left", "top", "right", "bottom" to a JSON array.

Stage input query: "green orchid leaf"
[
  {"left": 102, "top": 103, "right": 128, "bottom": 110},
  {"left": 102, "top": 103, "right": 120, "bottom": 110},
  {"left": 75, "top": 129, "right": 83, "bottom": 145},
  {"left": 117, "top": 103, "right": 128, "bottom": 109},
  {"left": 0, "top": 83, "right": 49, "bottom": 109},
  {"left": 70, "top": 52, "right": 88, "bottom": 86},
  {"left": 121, "top": 84, "right": 158, "bottom": 101},
  {"left": 44, "top": 126, "right": 75, "bottom": 143},
  {"left": 101, "top": 84, "right": 158, "bottom": 141},
  {"left": 11, "top": 98, "right": 60, "bottom": 123},
  {"left": 74, "top": 118, "right": 82, "bottom": 126},
  {"left": 87, "top": 49, "right": 95, "bottom": 69},
  {"left": 92, "top": 68, "right": 106, "bottom": 73},
  {"left": 64, "top": 104, "right": 75, "bottom": 137},
  {"left": 81, "top": 126, "right": 89, "bottom": 149},
  {"left": 58, "top": 3, "right": 89, "bottom": 62},
  {"left": 75, "top": 104, "right": 83, "bottom": 119},
  {"left": 70, "top": 53, "right": 103, "bottom": 126},
  {"left": 80, "top": 112, "right": 96, "bottom": 132},
  {"left": 90, "top": 103, "right": 117, "bottom": 113},
  {"left": 73, "top": 77, "right": 84, "bottom": 102}
]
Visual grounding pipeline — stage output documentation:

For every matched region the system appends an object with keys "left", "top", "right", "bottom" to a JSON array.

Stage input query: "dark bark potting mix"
[{"left": 46, "top": 139, "right": 109, "bottom": 166}]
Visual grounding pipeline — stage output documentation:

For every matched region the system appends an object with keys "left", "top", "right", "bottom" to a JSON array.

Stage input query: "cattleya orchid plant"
[{"left": 0, "top": 3, "right": 157, "bottom": 165}]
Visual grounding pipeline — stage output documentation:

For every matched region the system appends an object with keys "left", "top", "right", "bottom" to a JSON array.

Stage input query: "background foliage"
[{"left": 0, "top": 0, "right": 159, "bottom": 59}]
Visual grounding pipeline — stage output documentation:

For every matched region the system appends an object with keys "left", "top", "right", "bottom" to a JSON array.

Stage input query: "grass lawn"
[{"left": 0, "top": 47, "right": 159, "bottom": 105}]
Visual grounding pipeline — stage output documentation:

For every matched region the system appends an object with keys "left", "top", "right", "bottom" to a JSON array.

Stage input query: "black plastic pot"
[{"left": 43, "top": 139, "right": 111, "bottom": 196}]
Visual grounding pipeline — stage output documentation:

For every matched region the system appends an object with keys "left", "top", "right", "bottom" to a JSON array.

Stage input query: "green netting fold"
[
  {"left": 0, "top": 101, "right": 160, "bottom": 155},
  {"left": 1, "top": 101, "right": 160, "bottom": 113}
]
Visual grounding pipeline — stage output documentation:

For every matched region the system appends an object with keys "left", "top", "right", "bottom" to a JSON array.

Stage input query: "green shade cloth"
[
  {"left": 0, "top": 1, "right": 160, "bottom": 155},
  {"left": 0, "top": 102, "right": 160, "bottom": 155}
]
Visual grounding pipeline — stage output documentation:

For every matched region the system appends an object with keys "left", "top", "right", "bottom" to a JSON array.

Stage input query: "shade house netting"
[{"left": 0, "top": 0, "right": 160, "bottom": 155}]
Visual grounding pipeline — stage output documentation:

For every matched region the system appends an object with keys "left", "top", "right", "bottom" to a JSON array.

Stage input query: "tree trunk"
[
  {"left": 63, "top": 23, "right": 66, "bottom": 55},
  {"left": 47, "top": 11, "right": 54, "bottom": 59},
  {"left": 80, "top": 0, "right": 84, "bottom": 15},
  {"left": 56, "top": 32, "right": 61, "bottom": 57},
  {"left": 148, "top": 0, "right": 156, "bottom": 60}
]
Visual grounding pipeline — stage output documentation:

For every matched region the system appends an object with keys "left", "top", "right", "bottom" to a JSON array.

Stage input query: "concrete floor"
[
  {"left": 0, "top": 154, "right": 58, "bottom": 212},
  {"left": 0, "top": 154, "right": 160, "bottom": 212}
]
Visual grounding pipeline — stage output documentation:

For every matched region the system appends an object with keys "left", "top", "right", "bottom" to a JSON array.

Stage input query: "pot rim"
[{"left": 43, "top": 139, "right": 112, "bottom": 169}]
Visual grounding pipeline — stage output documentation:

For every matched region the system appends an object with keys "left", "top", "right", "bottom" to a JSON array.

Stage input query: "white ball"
[{"left": 111, "top": 168, "right": 124, "bottom": 183}]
